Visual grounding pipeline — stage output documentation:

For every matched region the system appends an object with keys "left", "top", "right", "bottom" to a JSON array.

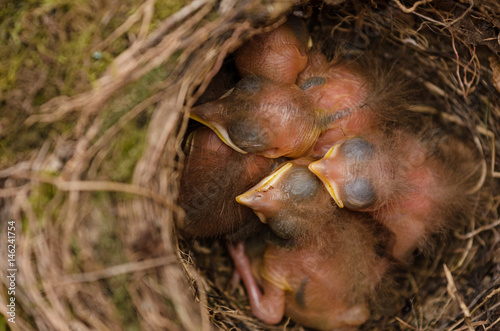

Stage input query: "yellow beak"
[
  {"left": 236, "top": 162, "right": 293, "bottom": 223},
  {"left": 308, "top": 144, "right": 344, "bottom": 208},
  {"left": 189, "top": 113, "right": 248, "bottom": 155}
]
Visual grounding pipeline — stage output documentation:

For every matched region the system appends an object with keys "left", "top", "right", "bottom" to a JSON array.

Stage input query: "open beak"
[
  {"left": 236, "top": 162, "right": 293, "bottom": 223},
  {"left": 308, "top": 144, "right": 344, "bottom": 208}
]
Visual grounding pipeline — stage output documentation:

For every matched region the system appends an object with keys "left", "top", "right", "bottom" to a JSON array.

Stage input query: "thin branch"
[
  {"left": 444, "top": 264, "right": 474, "bottom": 331},
  {"left": 470, "top": 287, "right": 500, "bottom": 316},
  {"left": 411, "top": 0, "right": 474, "bottom": 29},
  {"left": 11, "top": 171, "right": 180, "bottom": 211},
  {"left": 395, "top": 316, "right": 418, "bottom": 330},
  {"left": 485, "top": 316, "right": 500, "bottom": 330},
  {"left": 0, "top": 184, "right": 31, "bottom": 198},
  {"left": 392, "top": 0, "right": 432, "bottom": 13},
  {"left": 455, "top": 219, "right": 500, "bottom": 240},
  {"left": 62, "top": 256, "right": 178, "bottom": 283}
]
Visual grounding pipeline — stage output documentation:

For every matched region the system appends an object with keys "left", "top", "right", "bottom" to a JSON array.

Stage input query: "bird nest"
[{"left": 0, "top": 0, "right": 499, "bottom": 330}]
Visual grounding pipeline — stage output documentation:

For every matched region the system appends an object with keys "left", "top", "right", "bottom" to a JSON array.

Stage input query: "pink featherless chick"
[
  {"left": 308, "top": 126, "right": 484, "bottom": 260},
  {"left": 189, "top": 16, "right": 319, "bottom": 158},
  {"left": 189, "top": 75, "right": 321, "bottom": 158},
  {"left": 297, "top": 51, "right": 409, "bottom": 157},
  {"left": 235, "top": 15, "right": 311, "bottom": 84},
  {"left": 229, "top": 158, "right": 395, "bottom": 330}
]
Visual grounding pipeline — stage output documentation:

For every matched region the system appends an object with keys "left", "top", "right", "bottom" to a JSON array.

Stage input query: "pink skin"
[
  {"left": 190, "top": 77, "right": 318, "bottom": 158},
  {"left": 230, "top": 160, "right": 391, "bottom": 330},
  {"left": 228, "top": 238, "right": 379, "bottom": 330},
  {"left": 311, "top": 111, "right": 374, "bottom": 157},
  {"left": 235, "top": 17, "right": 309, "bottom": 84},
  {"left": 299, "top": 53, "right": 368, "bottom": 111},
  {"left": 193, "top": 51, "right": 379, "bottom": 159},
  {"left": 375, "top": 165, "right": 436, "bottom": 259},
  {"left": 297, "top": 52, "right": 376, "bottom": 157},
  {"left": 309, "top": 133, "right": 440, "bottom": 260},
  {"left": 228, "top": 242, "right": 285, "bottom": 324}
]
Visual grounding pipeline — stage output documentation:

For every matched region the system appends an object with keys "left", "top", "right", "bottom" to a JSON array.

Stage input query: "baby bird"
[
  {"left": 191, "top": 49, "right": 409, "bottom": 159},
  {"left": 297, "top": 51, "right": 409, "bottom": 157},
  {"left": 230, "top": 158, "right": 394, "bottom": 330},
  {"left": 308, "top": 126, "right": 484, "bottom": 260},
  {"left": 177, "top": 126, "right": 282, "bottom": 239},
  {"left": 190, "top": 76, "right": 320, "bottom": 158},
  {"left": 235, "top": 15, "right": 310, "bottom": 84}
]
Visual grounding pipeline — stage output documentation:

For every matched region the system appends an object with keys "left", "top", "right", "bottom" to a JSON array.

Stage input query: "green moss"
[
  {"left": 0, "top": 315, "right": 6, "bottom": 331},
  {"left": 0, "top": 0, "right": 173, "bottom": 169},
  {"left": 154, "top": 0, "right": 186, "bottom": 21},
  {"left": 0, "top": 0, "right": 185, "bottom": 103},
  {"left": 88, "top": 51, "right": 114, "bottom": 83},
  {"left": 0, "top": 118, "right": 74, "bottom": 170},
  {"left": 112, "top": 130, "right": 146, "bottom": 183},
  {"left": 0, "top": 0, "right": 141, "bottom": 101},
  {"left": 28, "top": 183, "right": 58, "bottom": 220},
  {"left": 93, "top": 65, "right": 170, "bottom": 183},
  {"left": 88, "top": 193, "right": 140, "bottom": 329},
  {"left": 103, "top": 66, "right": 167, "bottom": 127},
  {"left": 0, "top": 0, "right": 188, "bottom": 329},
  {"left": 68, "top": 236, "right": 84, "bottom": 274},
  {"left": 206, "top": 11, "right": 220, "bottom": 22},
  {"left": 93, "top": 193, "right": 128, "bottom": 263},
  {"left": 0, "top": 139, "right": 17, "bottom": 170},
  {"left": 93, "top": 114, "right": 148, "bottom": 184},
  {"left": 110, "top": 277, "right": 140, "bottom": 331}
]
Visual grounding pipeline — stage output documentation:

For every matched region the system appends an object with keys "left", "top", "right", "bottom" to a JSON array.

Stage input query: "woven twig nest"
[{"left": 0, "top": 0, "right": 499, "bottom": 330}]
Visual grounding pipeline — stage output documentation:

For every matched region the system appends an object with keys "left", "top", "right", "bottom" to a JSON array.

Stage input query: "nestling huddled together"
[{"left": 177, "top": 15, "right": 484, "bottom": 330}]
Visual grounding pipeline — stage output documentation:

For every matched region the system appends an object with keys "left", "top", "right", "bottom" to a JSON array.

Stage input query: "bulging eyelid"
[
  {"left": 341, "top": 177, "right": 376, "bottom": 210},
  {"left": 340, "top": 137, "right": 375, "bottom": 160},
  {"left": 299, "top": 76, "right": 326, "bottom": 90},
  {"left": 283, "top": 167, "right": 319, "bottom": 200},
  {"left": 235, "top": 76, "right": 261, "bottom": 91}
]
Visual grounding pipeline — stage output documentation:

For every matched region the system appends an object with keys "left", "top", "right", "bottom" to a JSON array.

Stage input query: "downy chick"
[
  {"left": 308, "top": 127, "right": 484, "bottom": 259},
  {"left": 191, "top": 51, "right": 408, "bottom": 159},
  {"left": 297, "top": 51, "right": 409, "bottom": 157},
  {"left": 230, "top": 158, "right": 394, "bottom": 330}
]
